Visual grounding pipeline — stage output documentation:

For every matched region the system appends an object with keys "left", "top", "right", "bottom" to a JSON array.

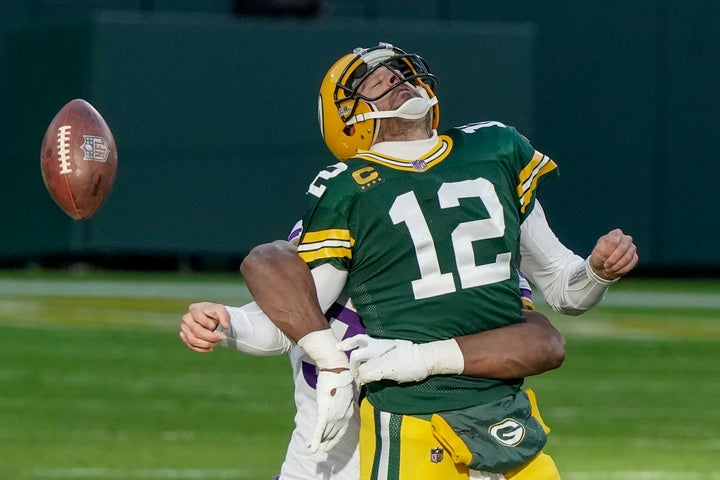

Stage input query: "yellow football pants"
[{"left": 358, "top": 390, "right": 561, "bottom": 480}]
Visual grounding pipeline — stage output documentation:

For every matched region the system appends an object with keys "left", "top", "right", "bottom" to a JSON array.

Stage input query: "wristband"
[
  {"left": 297, "top": 329, "right": 349, "bottom": 370},
  {"left": 418, "top": 338, "right": 464, "bottom": 376},
  {"left": 584, "top": 257, "right": 618, "bottom": 285}
]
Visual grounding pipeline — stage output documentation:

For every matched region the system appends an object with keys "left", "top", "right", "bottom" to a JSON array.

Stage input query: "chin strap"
[{"left": 346, "top": 96, "right": 438, "bottom": 125}]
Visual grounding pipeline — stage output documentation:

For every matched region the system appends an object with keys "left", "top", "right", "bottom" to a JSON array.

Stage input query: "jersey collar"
[{"left": 354, "top": 131, "right": 453, "bottom": 172}]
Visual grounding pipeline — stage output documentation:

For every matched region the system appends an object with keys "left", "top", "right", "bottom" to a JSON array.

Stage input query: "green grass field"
[{"left": 1, "top": 270, "right": 719, "bottom": 479}]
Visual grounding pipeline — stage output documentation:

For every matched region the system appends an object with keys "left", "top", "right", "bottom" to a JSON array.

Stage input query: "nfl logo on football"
[
  {"left": 430, "top": 447, "right": 444, "bottom": 464},
  {"left": 82, "top": 135, "right": 110, "bottom": 162}
]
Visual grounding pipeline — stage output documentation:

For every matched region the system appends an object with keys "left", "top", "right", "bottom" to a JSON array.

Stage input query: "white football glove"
[
  {"left": 309, "top": 369, "right": 356, "bottom": 453},
  {"left": 297, "top": 329, "right": 356, "bottom": 453},
  {"left": 337, "top": 334, "right": 464, "bottom": 384}
]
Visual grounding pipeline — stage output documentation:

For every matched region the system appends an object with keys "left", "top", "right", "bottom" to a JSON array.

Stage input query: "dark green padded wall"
[
  {"left": 0, "top": 12, "right": 535, "bottom": 259},
  {"left": 2, "top": 1, "right": 718, "bottom": 270}
]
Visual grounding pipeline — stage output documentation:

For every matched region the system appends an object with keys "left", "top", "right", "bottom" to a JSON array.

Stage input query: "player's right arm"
[
  {"left": 240, "top": 164, "right": 353, "bottom": 374},
  {"left": 241, "top": 239, "right": 354, "bottom": 454},
  {"left": 241, "top": 240, "right": 346, "bottom": 343},
  {"left": 180, "top": 238, "right": 348, "bottom": 359},
  {"left": 179, "top": 301, "right": 294, "bottom": 356}
]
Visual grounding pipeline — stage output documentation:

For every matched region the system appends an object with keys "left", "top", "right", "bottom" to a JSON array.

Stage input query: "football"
[{"left": 40, "top": 98, "right": 118, "bottom": 220}]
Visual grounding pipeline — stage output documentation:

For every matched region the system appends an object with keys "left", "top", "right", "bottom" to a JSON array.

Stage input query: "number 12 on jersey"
[{"left": 389, "top": 177, "right": 512, "bottom": 300}]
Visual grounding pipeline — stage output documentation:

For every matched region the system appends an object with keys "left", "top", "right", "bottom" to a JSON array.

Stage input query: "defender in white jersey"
[{"left": 277, "top": 292, "right": 362, "bottom": 480}]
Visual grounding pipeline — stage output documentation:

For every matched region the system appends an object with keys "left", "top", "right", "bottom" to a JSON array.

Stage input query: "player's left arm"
[
  {"left": 455, "top": 309, "right": 565, "bottom": 378},
  {"left": 180, "top": 238, "right": 346, "bottom": 357},
  {"left": 519, "top": 201, "right": 638, "bottom": 315},
  {"left": 339, "top": 309, "right": 565, "bottom": 384},
  {"left": 512, "top": 129, "right": 638, "bottom": 314}
]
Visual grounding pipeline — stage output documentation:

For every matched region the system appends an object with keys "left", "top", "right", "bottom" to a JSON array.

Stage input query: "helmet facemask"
[
  {"left": 318, "top": 43, "right": 439, "bottom": 160},
  {"left": 335, "top": 45, "right": 439, "bottom": 131}
]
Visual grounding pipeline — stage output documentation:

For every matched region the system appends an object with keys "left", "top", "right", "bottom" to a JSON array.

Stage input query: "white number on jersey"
[
  {"left": 459, "top": 120, "right": 507, "bottom": 134},
  {"left": 308, "top": 162, "right": 348, "bottom": 198},
  {"left": 390, "top": 178, "right": 512, "bottom": 300}
]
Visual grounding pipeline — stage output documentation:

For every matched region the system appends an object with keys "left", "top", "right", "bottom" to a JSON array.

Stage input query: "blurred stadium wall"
[{"left": 1, "top": 0, "right": 717, "bottom": 275}]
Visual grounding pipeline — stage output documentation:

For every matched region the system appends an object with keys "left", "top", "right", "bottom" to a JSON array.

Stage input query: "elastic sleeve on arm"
[
  {"left": 519, "top": 201, "right": 616, "bottom": 315},
  {"left": 310, "top": 263, "right": 348, "bottom": 313},
  {"left": 217, "top": 303, "right": 294, "bottom": 356}
]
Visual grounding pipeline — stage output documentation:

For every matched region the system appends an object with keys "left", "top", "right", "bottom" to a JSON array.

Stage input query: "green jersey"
[{"left": 298, "top": 121, "right": 558, "bottom": 414}]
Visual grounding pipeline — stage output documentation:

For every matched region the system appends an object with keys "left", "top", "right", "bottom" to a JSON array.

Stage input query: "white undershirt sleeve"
[
  {"left": 519, "top": 201, "right": 617, "bottom": 315},
  {"left": 216, "top": 263, "right": 348, "bottom": 355},
  {"left": 217, "top": 303, "right": 294, "bottom": 356},
  {"left": 310, "top": 263, "right": 348, "bottom": 313}
]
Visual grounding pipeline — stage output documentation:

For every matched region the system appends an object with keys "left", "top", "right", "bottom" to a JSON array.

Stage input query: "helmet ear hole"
[{"left": 343, "top": 125, "right": 355, "bottom": 136}]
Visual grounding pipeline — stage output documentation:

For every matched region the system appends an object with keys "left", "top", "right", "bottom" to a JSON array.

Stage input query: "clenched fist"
[{"left": 588, "top": 229, "right": 638, "bottom": 280}]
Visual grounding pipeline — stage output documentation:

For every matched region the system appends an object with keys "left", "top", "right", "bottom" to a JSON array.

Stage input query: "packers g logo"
[{"left": 488, "top": 418, "right": 526, "bottom": 447}]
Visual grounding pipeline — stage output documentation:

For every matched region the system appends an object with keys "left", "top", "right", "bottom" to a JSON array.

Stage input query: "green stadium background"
[
  {"left": 1, "top": 3, "right": 720, "bottom": 480},
  {"left": 1, "top": 0, "right": 717, "bottom": 274}
]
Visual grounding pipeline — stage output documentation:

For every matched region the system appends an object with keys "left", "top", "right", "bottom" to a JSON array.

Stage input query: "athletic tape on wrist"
[
  {"left": 419, "top": 338, "right": 464, "bottom": 376},
  {"left": 297, "top": 329, "right": 349, "bottom": 370}
]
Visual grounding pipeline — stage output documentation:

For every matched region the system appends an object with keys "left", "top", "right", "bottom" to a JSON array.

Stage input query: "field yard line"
[
  {"left": 27, "top": 467, "right": 252, "bottom": 479},
  {"left": 0, "top": 279, "right": 244, "bottom": 302},
  {"left": 587, "top": 291, "right": 720, "bottom": 309},
  {"left": 2, "top": 279, "right": 720, "bottom": 308}
]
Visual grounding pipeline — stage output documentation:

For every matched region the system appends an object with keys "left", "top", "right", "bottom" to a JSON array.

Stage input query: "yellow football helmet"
[{"left": 318, "top": 42, "right": 440, "bottom": 160}]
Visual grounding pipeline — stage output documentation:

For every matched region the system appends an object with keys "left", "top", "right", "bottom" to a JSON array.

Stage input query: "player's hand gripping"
[
  {"left": 338, "top": 334, "right": 463, "bottom": 384},
  {"left": 310, "top": 369, "right": 356, "bottom": 453},
  {"left": 179, "top": 302, "right": 230, "bottom": 353},
  {"left": 588, "top": 228, "right": 639, "bottom": 281},
  {"left": 297, "top": 329, "right": 356, "bottom": 453}
]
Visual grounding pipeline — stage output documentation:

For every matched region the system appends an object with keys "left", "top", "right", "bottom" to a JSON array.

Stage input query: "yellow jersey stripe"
[
  {"left": 517, "top": 151, "right": 557, "bottom": 213},
  {"left": 298, "top": 246, "right": 352, "bottom": 262},
  {"left": 298, "top": 229, "right": 354, "bottom": 262},
  {"left": 302, "top": 229, "right": 353, "bottom": 244},
  {"left": 297, "top": 239, "right": 352, "bottom": 252}
]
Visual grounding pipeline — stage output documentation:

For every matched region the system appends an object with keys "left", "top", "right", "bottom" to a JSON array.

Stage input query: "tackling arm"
[
  {"left": 243, "top": 241, "right": 567, "bottom": 383},
  {"left": 241, "top": 240, "right": 349, "bottom": 370},
  {"left": 179, "top": 301, "right": 293, "bottom": 356},
  {"left": 240, "top": 240, "right": 354, "bottom": 453},
  {"left": 241, "top": 240, "right": 345, "bottom": 342},
  {"left": 338, "top": 309, "right": 565, "bottom": 384},
  {"left": 456, "top": 309, "right": 565, "bottom": 378},
  {"left": 219, "top": 304, "right": 294, "bottom": 355}
]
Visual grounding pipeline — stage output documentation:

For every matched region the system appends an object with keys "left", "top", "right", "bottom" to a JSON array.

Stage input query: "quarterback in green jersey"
[
  {"left": 299, "top": 121, "right": 555, "bottom": 416},
  {"left": 248, "top": 43, "right": 638, "bottom": 480}
]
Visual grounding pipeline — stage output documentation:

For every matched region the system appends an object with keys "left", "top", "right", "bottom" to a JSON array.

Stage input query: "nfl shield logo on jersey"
[
  {"left": 430, "top": 447, "right": 444, "bottom": 463},
  {"left": 412, "top": 159, "right": 428, "bottom": 171}
]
